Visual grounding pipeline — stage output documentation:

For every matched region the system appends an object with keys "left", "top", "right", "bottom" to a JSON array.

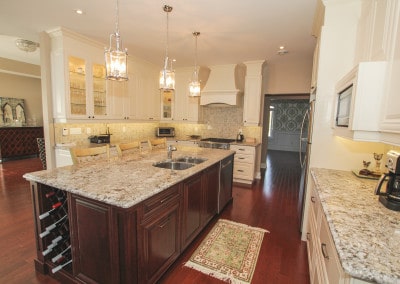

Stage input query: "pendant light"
[
  {"left": 104, "top": 0, "right": 128, "bottom": 81},
  {"left": 159, "top": 5, "right": 175, "bottom": 90},
  {"left": 189, "top": 32, "right": 201, "bottom": 97}
]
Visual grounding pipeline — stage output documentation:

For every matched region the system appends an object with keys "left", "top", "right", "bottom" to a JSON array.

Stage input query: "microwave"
[
  {"left": 156, "top": 127, "right": 175, "bottom": 137},
  {"left": 336, "top": 84, "right": 353, "bottom": 127}
]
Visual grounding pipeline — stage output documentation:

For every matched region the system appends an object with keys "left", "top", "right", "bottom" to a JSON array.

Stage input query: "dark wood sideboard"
[{"left": 0, "top": 126, "right": 44, "bottom": 162}]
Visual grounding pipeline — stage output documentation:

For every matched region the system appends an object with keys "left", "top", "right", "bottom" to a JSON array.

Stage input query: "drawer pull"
[
  {"left": 238, "top": 157, "right": 245, "bottom": 160},
  {"left": 160, "top": 197, "right": 171, "bottom": 204},
  {"left": 237, "top": 170, "right": 244, "bottom": 172},
  {"left": 158, "top": 217, "right": 171, "bottom": 228},
  {"left": 238, "top": 148, "right": 245, "bottom": 151},
  {"left": 321, "top": 243, "right": 329, "bottom": 259},
  {"left": 311, "top": 196, "right": 316, "bottom": 203}
]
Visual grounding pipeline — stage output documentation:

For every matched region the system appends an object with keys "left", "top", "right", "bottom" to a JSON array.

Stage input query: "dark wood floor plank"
[{"left": 0, "top": 150, "right": 309, "bottom": 283}]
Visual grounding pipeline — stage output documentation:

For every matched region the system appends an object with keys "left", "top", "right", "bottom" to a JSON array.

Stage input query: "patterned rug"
[{"left": 184, "top": 219, "right": 269, "bottom": 284}]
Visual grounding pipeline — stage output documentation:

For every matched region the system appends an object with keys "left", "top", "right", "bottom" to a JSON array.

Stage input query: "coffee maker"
[{"left": 375, "top": 150, "right": 400, "bottom": 211}]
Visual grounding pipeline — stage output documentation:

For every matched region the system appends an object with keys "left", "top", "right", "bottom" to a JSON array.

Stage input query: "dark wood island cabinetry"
[{"left": 27, "top": 150, "right": 234, "bottom": 284}]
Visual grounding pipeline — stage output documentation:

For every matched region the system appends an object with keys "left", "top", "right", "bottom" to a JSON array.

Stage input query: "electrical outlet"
[
  {"left": 122, "top": 126, "right": 126, "bottom": 133},
  {"left": 86, "top": 127, "right": 91, "bottom": 134},
  {"left": 62, "top": 128, "right": 68, "bottom": 136}
]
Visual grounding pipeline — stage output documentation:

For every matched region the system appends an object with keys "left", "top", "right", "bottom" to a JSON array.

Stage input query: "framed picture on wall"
[{"left": 0, "top": 97, "right": 26, "bottom": 126}]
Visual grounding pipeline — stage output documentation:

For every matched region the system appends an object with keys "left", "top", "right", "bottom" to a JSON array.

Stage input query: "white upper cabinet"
[
  {"left": 356, "top": 0, "right": 390, "bottom": 62},
  {"left": 134, "top": 64, "right": 160, "bottom": 121},
  {"left": 49, "top": 27, "right": 161, "bottom": 122},
  {"left": 172, "top": 67, "right": 202, "bottom": 123},
  {"left": 243, "top": 61, "right": 265, "bottom": 126},
  {"left": 380, "top": 0, "right": 400, "bottom": 144},
  {"left": 49, "top": 27, "right": 109, "bottom": 121},
  {"left": 333, "top": 61, "right": 387, "bottom": 142}
]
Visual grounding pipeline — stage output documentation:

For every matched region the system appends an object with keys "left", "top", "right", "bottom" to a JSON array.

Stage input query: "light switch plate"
[
  {"left": 69, "top": 127, "right": 82, "bottom": 135},
  {"left": 62, "top": 128, "right": 68, "bottom": 136}
]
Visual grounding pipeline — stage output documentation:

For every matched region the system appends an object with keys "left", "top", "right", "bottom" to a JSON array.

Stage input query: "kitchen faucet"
[{"left": 167, "top": 145, "right": 177, "bottom": 160}]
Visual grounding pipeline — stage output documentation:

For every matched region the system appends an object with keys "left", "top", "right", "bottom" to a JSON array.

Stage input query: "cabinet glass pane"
[
  {"left": 162, "top": 90, "right": 173, "bottom": 119},
  {"left": 93, "top": 63, "right": 107, "bottom": 116},
  {"left": 69, "top": 56, "right": 87, "bottom": 115}
]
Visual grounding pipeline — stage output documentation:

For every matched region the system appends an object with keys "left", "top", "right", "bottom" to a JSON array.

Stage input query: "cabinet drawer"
[
  {"left": 230, "top": 145, "right": 255, "bottom": 155},
  {"left": 142, "top": 184, "right": 180, "bottom": 219},
  {"left": 233, "top": 163, "right": 254, "bottom": 179},
  {"left": 234, "top": 153, "right": 254, "bottom": 164},
  {"left": 319, "top": 217, "right": 343, "bottom": 283}
]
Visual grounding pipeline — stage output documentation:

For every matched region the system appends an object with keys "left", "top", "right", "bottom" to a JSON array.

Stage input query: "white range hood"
[{"left": 200, "top": 64, "right": 246, "bottom": 106}]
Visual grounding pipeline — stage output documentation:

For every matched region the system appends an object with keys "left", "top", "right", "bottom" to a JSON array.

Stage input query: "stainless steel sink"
[
  {"left": 153, "top": 161, "right": 194, "bottom": 170},
  {"left": 174, "top": 156, "right": 207, "bottom": 164}
]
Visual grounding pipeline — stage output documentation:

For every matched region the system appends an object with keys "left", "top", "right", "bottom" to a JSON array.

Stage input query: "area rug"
[{"left": 184, "top": 219, "right": 269, "bottom": 284}]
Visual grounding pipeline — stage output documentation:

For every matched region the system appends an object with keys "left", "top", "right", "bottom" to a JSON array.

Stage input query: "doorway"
[{"left": 260, "top": 94, "right": 309, "bottom": 168}]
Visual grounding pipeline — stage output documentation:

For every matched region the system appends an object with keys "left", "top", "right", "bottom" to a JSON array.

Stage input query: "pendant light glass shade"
[
  {"left": 159, "top": 5, "right": 175, "bottom": 90},
  {"left": 189, "top": 32, "right": 201, "bottom": 97},
  {"left": 105, "top": 0, "right": 128, "bottom": 81}
]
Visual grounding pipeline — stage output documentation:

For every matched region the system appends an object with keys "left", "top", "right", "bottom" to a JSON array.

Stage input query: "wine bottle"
[
  {"left": 45, "top": 190, "right": 66, "bottom": 204},
  {"left": 39, "top": 215, "right": 68, "bottom": 238},
  {"left": 51, "top": 259, "right": 72, "bottom": 273},
  {"left": 42, "top": 234, "right": 70, "bottom": 256},
  {"left": 39, "top": 201, "right": 64, "bottom": 220},
  {"left": 51, "top": 245, "right": 71, "bottom": 263}
]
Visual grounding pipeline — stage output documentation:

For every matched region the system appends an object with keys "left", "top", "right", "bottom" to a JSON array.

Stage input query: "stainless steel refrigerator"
[{"left": 298, "top": 98, "right": 315, "bottom": 231}]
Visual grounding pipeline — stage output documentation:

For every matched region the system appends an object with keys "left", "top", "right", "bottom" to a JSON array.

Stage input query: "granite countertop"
[
  {"left": 24, "top": 147, "right": 234, "bottom": 209},
  {"left": 311, "top": 168, "right": 400, "bottom": 283}
]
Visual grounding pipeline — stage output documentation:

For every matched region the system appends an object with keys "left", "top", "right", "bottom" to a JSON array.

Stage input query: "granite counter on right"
[{"left": 307, "top": 168, "right": 400, "bottom": 284}]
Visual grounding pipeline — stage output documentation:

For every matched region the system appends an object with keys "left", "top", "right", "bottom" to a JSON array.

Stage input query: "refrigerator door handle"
[{"left": 299, "top": 108, "right": 309, "bottom": 167}]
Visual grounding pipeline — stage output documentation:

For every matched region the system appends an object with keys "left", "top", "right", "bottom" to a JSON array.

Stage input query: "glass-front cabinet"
[
  {"left": 161, "top": 90, "right": 173, "bottom": 120},
  {"left": 92, "top": 63, "right": 107, "bottom": 116},
  {"left": 67, "top": 56, "right": 107, "bottom": 119},
  {"left": 68, "top": 56, "right": 87, "bottom": 116}
]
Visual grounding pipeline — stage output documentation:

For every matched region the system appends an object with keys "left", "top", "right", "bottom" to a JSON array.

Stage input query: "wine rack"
[{"left": 38, "top": 186, "right": 72, "bottom": 274}]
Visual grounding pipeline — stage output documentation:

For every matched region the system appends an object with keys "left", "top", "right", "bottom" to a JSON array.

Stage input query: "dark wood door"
[
  {"left": 139, "top": 202, "right": 180, "bottom": 284},
  {"left": 182, "top": 173, "right": 203, "bottom": 250},
  {"left": 202, "top": 163, "right": 219, "bottom": 225},
  {"left": 70, "top": 195, "right": 118, "bottom": 284}
]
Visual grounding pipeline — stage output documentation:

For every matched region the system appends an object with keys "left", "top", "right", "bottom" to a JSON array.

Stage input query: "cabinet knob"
[{"left": 311, "top": 196, "right": 316, "bottom": 203}]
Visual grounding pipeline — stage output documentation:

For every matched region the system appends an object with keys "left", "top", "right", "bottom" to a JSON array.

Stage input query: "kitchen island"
[
  {"left": 309, "top": 168, "right": 400, "bottom": 284},
  {"left": 24, "top": 147, "right": 234, "bottom": 284}
]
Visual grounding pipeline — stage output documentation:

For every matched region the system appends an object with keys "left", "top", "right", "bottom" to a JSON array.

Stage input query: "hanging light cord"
[
  {"left": 194, "top": 32, "right": 198, "bottom": 74},
  {"left": 163, "top": 5, "right": 172, "bottom": 69},
  {"left": 115, "top": 0, "right": 120, "bottom": 36}
]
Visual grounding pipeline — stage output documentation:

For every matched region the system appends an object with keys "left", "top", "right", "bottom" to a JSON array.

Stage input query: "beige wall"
[
  {"left": 0, "top": 57, "right": 42, "bottom": 126},
  {"left": 263, "top": 56, "right": 313, "bottom": 95}
]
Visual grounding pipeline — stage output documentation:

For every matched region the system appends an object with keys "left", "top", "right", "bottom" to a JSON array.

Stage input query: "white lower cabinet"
[
  {"left": 307, "top": 179, "right": 370, "bottom": 284},
  {"left": 230, "top": 144, "right": 257, "bottom": 185}
]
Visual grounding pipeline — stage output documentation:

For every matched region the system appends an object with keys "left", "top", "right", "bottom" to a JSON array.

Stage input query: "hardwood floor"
[{"left": 0, "top": 150, "right": 309, "bottom": 284}]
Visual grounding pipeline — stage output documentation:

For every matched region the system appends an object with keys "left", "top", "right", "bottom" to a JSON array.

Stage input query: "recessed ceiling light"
[
  {"left": 277, "top": 46, "right": 289, "bottom": 55},
  {"left": 75, "top": 9, "right": 84, "bottom": 15}
]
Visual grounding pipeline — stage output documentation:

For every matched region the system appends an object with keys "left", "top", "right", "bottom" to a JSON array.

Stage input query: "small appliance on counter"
[
  {"left": 236, "top": 130, "right": 244, "bottom": 142},
  {"left": 375, "top": 150, "right": 400, "bottom": 211},
  {"left": 156, "top": 127, "right": 175, "bottom": 137},
  {"left": 88, "top": 135, "right": 111, "bottom": 144}
]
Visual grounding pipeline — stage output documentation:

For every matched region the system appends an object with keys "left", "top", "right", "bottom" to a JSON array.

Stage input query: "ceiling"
[{"left": 0, "top": 0, "right": 317, "bottom": 68}]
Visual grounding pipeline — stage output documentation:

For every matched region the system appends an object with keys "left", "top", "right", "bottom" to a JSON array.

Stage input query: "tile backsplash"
[{"left": 54, "top": 106, "right": 262, "bottom": 145}]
